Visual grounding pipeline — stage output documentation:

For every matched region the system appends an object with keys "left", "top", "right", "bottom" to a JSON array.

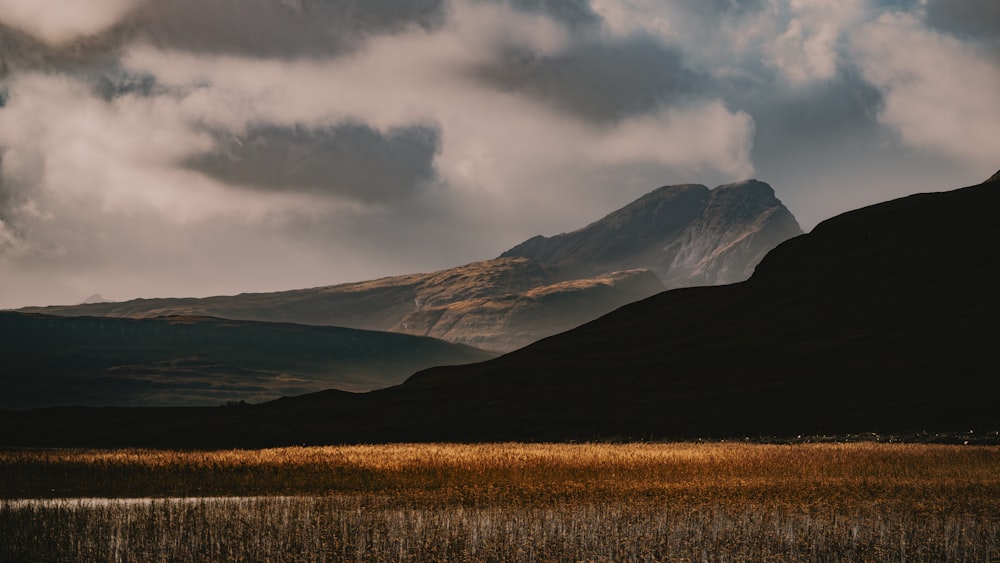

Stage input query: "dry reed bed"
[
  {"left": 2, "top": 443, "right": 998, "bottom": 561},
  {"left": 3, "top": 496, "right": 997, "bottom": 562},
  {"left": 2, "top": 443, "right": 998, "bottom": 508}
]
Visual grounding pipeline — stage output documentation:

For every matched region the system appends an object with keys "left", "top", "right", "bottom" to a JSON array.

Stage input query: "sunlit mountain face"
[{"left": 1, "top": 0, "right": 997, "bottom": 310}]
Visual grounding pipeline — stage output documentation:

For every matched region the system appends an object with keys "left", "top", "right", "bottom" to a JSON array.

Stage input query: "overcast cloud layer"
[{"left": 1, "top": 0, "right": 998, "bottom": 308}]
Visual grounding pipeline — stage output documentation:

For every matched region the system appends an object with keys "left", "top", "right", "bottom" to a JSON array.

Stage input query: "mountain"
[
  {"left": 389, "top": 176, "right": 1000, "bottom": 440},
  {"left": 19, "top": 257, "right": 557, "bottom": 332},
  {"left": 2, "top": 174, "right": 996, "bottom": 447},
  {"left": 0, "top": 312, "right": 493, "bottom": 409},
  {"left": 502, "top": 179, "right": 802, "bottom": 286},
  {"left": 18, "top": 258, "right": 662, "bottom": 352},
  {"left": 394, "top": 268, "right": 663, "bottom": 351},
  {"left": 18, "top": 180, "right": 797, "bottom": 351}
]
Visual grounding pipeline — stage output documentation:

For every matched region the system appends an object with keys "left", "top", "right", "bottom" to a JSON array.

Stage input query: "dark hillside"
[
  {"left": 0, "top": 313, "right": 493, "bottom": 408},
  {"left": 2, "top": 175, "right": 996, "bottom": 446}
]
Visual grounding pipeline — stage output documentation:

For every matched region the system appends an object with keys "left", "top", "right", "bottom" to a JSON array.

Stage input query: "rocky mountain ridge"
[
  {"left": 502, "top": 179, "right": 802, "bottom": 287},
  {"left": 19, "top": 179, "right": 800, "bottom": 351}
]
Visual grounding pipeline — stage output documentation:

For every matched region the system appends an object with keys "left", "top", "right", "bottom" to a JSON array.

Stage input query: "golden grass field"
[{"left": 2, "top": 442, "right": 998, "bottom": 561}]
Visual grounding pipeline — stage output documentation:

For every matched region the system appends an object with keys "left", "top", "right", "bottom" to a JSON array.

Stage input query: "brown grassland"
[{"left": 2, "top": 442, "right": 998, "bottom": 561}]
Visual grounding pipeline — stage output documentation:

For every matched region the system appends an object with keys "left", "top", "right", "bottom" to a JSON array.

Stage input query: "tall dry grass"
[{"left": 2, "top": 443, "right": 998, "bottom": 561}]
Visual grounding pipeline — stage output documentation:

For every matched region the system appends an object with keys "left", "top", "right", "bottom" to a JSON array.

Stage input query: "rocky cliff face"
[{"left": 502, "top": 180, "right": 802, "bottom": 287}]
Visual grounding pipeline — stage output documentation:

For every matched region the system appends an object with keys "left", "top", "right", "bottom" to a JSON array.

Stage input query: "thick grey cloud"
[
  {"left": 127, "top": 0, "right": 446, "bottom": 58},
  {"left": 0, "top": 151, "right": 8, "bottom": 210},
  {"left": 0, "top": 0, "right": 137, "bottom": 45},
  {"left": 0, "top": 25, "right": 160, "bottom": 101},
  {"left": 0, "top": 22, "right": 112, "bottom": 74},
  {"left": 730, "top": 66, "right": 885, "bottom": 160},
  {"left": 667, "top": 0, "right": 765, "bottom": 19},
  {"left": 92, "top": 69, "right": 157, "bottom": 100},
  {"left": 189, "top": 123, "right": 440, "bottom": 203},
  {"left": 925, "top": 0, "right": 1000, "bottom": 39},
  {"left": 0, "top": 0, "right": 447, "bottom": 63},
  {"left": 474, "top": 36, "right": 702, "bottom": 122},
  {"left": 491, "top": 0, "right": 602, "bottom": 29},
  {"left": 923, "top": 0, "right": 1000, "bottom": 58}
]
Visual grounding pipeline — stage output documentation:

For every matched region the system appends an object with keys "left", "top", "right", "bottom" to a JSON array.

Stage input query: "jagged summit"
[
  {"left": 502, "top": 183, "right": 709, "bottom": 272},
  {"left": 502, "top": 179, "right": 802, "bottom": 287}
]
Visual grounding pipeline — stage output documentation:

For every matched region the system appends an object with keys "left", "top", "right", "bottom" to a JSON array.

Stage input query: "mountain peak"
[{"left": 502, "top": 179, "right": 802, "bottom": 286}]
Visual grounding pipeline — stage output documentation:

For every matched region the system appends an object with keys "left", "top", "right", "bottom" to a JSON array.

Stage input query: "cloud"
[
  {"left": 683, "top": 0, "right": 765, "bottom": 16},
  {"left": 492, "top": 0, "right": 602, "bottom": 29},
  {"left": 189, "top": 123, "right": 441, "bottom": 203},
  {"left": 0, "top": 0, "right": 138, "bottom": 45},
  {"left": 765, "top": 0, "right": 864, "bottom": 85},
  {"left": 126, "top": 0, "right": 447, "bottom": 58},
  {"left": 0, "top": 0, "right": 448, "bottom": 74},
  {"left": 117, "top": 1, "right": 753, "bottom": 203},
  {"left": 1, "top": 0, "right": 997, "bottom": 309},
  {"left": 591, "top": 0, "right": 766, "bottom": 36},
  {"left": 0, "top": 73, "right": 211, "bottom": 212},
  {"left": 851, "top": 11, "right": 1000, "bottom": 168},
  {"left": 924, "top": 0, "right": 1000, "bottom": 41},
  {"left": 473, "top": 35, "right": 703, "bottom": 122}
]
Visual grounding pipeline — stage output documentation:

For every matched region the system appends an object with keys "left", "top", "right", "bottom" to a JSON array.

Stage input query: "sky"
[{"left": 1, "top": 0, "right": 998, "bottom": 308}]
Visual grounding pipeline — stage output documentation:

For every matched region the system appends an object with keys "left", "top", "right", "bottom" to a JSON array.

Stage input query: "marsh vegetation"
[{"left": 2, "top": 443, "right": 998, "bottom": 561}]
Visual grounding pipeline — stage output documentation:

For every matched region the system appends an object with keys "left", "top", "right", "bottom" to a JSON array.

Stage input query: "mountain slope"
[
  {"left": 502, "top": 179, "right": 802, "bottom": 286},
  {"left": 2, "top": 174, "right": 995, "bottom": 446},
  {"left": 18, "top": 258, "right": 662, "bottom": 352},
  {"left": 0, "top": 312, "right": 493, "bottom": 408},
  {"left": 18, "top": 257, "right": 555, "bottom": 331},
  {"left": 18, "top": 180, "right": 798, "bottom": 352},
  {"left": 396, "top": 175, "right": 1000, "bottom": 438},
  {"left": 394, "top": 269, "right": 663, "bottom": 350}
]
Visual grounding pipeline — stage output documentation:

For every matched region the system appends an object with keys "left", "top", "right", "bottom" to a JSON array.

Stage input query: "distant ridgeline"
[{"left": 21, "top": 180, "right": 801, "bottom": 352}]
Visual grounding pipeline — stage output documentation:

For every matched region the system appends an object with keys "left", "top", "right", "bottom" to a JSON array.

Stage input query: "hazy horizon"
[{"left": 2, "top": 0, "right": 998, "bottom": 308}]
